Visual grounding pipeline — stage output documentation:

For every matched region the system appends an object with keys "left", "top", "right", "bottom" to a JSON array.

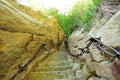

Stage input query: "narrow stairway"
[{"left": 24, "top": 46, "right": 80, "bottom": 80}]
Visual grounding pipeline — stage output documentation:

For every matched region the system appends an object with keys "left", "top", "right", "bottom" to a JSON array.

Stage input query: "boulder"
[
  {"left": 68, "top": 2, "right": 120, "bottom": 80},
  {"left": 96, "top": 10, "right": 120, "bottom": 46}
]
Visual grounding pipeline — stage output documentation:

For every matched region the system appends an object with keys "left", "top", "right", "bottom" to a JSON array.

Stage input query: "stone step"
[
  {"left": 25, "top": 72, "right": 67, "bottom": 80},
  {"left": 26, "top": 70, "right": 75, "bottom": 80},
  {"left": 55, "top": 77, "right": 81, "bottom": 80},
  {"left": 35, "top": 65, "right": 73, "bottom": 72},
  {"left": 47, "top": 54, "right": 68, "bottom": 60},
  {"left": 47, "top": 52, "right": 68, "bottom": 60},
  {"left": 37, "top": 70, "right": 75, "bottom": 77},
  {"left": 39, "top": 61, "right": 71, "bottom": 67},
  {"left": 47, "top": 58, "right": 68, "bottom": 61}
]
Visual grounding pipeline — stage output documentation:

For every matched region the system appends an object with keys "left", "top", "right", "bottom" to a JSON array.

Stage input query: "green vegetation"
[
  {"left": 44, "top": 0, "right": 101, "bottom": 38},
  {"left": 79, "top": 63, "right": 84, "bottom": 70}
]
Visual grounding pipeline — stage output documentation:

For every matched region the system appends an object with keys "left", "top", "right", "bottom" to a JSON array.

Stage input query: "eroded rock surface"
[
  {"left": 0, "top": 0, "right": 64, "bottom": 80},
  {"left": 68, "top": 1, "right": 120, "bottom": 80}
]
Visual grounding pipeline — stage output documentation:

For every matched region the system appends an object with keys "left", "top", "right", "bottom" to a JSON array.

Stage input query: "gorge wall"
[
  {"left": 0, "top": 0, "right": 64, "bottom": 80},
  {"left": 68, "top": 1, "right": 120, "bottom": 80}
]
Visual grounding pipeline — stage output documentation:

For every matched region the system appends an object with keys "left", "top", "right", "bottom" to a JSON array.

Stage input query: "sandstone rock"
[
  {"left": 86, "top": 10, "right": 120, "bottom": 80},
  {"left": 94, "top": 61, "right": 116, "bottom": 80},
  {"left": 68, "top": 1, "right": 120, "bottom": 80},
  {"left": 96, "top": 10, "right": 120, "bottom": 46},
  {"left": 89, "top": 44, "right": 106, "bottom": 62},
  {"left": 88, "top": 76, "right": 101, "bottom": 80},
  {"left": 72, "top": 63, "right": 79, "bottom": 71},
  {"left": 0, "top": 0, "right": 64, "bottom": 80},
  {"left": 76, "top": 64, "right": 91, "bottom": 80}
]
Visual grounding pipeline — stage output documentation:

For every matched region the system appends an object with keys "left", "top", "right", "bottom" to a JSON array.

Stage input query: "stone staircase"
[{"left": 23, "top": 47, "right": 80, "bottom": 80}]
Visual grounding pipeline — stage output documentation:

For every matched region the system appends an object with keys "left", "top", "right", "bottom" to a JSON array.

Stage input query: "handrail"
[
  {"left": 67, "top": 37, "right": 120, "bottom": 59},
  {"left": 9, "top": 44, "right": 46, "bottom": 80}
]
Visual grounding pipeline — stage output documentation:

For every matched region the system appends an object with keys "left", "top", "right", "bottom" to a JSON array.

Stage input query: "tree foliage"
[{"left": 44, "top": 0, "right": 101, "bottom": 39}]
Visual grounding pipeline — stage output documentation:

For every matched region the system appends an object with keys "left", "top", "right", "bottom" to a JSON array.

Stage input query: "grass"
[{"left": 44, "top": 0, "right": 101, "bottom": 39}]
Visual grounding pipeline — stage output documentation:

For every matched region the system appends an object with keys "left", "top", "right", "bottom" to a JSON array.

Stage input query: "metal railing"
[
  {"left": 67, "top": 37, "right": 120, "bottom": 59},
  {"left": 9, "top": 44, "right": 46, "bottom": 80}
]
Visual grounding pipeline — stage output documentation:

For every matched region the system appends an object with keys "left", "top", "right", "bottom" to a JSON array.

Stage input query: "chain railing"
[
  {"left": 9, "top": 37, "right": 120, "bottom": 80},
  {"left": 9, "top": 44, "right": 46, "bottom": 80},
  {"left": 67, "top": 37, "right": 120, "bottom": 59}
]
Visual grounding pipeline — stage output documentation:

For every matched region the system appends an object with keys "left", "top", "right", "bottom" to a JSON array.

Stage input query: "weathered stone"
[
  {"left": 68, "top": 1, "right": 120, "bottom": 80},
  {"left": 23, "top": 47, "right": 77, "bottom": 80},
  {"left": 96, "top": 10, "right": 120, "bottom": 46},
  {"left": 0, "top": 0, "right": 64, "bottom": 80},
  {"left": 89, "top": 45, "right": 106, "bottom": 62},
  {"left": 94, "top": 61, "right": 116, "bottom": 80},
  {"left": 76, "top": 64, "right": 91, "bottom": 80},
  {"left": 88, "top": 76, "right": 101, "bottom": 80}
]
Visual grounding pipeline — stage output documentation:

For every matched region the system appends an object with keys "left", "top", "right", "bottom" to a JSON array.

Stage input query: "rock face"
[
  {"left": 68, "top": 1, "right": 120, "bottom": 80},
  {"left": 0, "top": 0, "right": 64, "bottom": 80},
  {"left": 96, "top": 11, "right": 120, "bottom": 46}
]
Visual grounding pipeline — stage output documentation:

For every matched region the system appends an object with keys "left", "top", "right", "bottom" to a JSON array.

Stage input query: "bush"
[
  {"left": 69, "top": 0, "right": 101, "bottom": 32},
  {"left": 44, "top": 0, "right": 101, "bottom": 39}
]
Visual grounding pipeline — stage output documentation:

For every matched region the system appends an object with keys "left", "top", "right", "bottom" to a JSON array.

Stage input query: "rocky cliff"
[
  {"left": 0, "top": 0, "right": 64, "bottom": 80},
  {"left": 68, "top": 1, "right": 120, "bottom": 80}
]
